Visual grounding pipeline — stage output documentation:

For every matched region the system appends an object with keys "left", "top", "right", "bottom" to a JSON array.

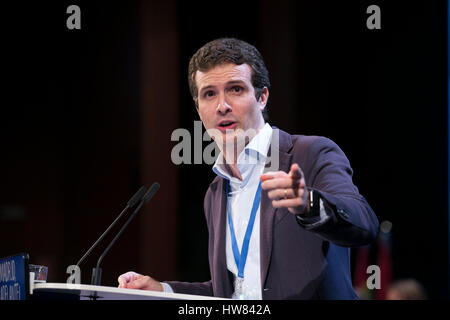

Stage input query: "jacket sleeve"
[
  {"left": 295, "top": 136, "right": 379, "bottom": 247},
  {"left": 164, "top": 280, "right": 213, "bottom": 296}
]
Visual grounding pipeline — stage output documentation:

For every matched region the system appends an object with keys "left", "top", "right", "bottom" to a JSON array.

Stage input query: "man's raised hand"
[{"left": 260, "top": 163, "right": 309, "bottom": 215}]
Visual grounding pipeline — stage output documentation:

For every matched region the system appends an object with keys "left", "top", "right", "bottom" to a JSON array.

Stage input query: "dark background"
[{"left": 0, "top": 1, "right": 448, "bottom": 299}]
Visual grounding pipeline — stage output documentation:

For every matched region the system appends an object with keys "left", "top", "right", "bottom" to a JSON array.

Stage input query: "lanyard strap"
[{"left": 226, "top": 179, "right": 262, "bottom": 279}]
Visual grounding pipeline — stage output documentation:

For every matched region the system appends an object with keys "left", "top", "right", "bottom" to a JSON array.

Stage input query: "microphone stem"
[
  {"left": 76, "top": 205, "right": 130, "bottom": 267},
  {"left": 95, "top": 200, "right": 146, "bottom": 270}
]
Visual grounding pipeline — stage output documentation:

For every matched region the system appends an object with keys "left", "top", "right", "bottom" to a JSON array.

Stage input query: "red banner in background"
[
  {"left": 376, "top": 221, "right": 393, "bottom": 300},
  {"left": 353, "top": 221, "right": 393, "bottom": 300}
]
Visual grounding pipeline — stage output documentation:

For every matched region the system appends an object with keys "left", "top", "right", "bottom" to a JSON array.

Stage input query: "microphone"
[
  {"left": 91, "top": 182, "right": 160, "bottom": 286},
  {"left": 75, "top": 186, "right": 148, "bottom": 268}
]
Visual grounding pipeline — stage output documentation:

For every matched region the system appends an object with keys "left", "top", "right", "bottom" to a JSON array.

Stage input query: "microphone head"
[
  {"left": 127, "top": 186, "right": 147, "bottom": 207},
  {"left": 142, "top": 182, "right": 160, "bottom": 204}
]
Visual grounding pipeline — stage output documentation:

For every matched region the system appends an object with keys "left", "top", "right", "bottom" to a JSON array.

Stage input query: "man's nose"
[{"left": 216, "top": 94, "right": 232, "bottom": 114}]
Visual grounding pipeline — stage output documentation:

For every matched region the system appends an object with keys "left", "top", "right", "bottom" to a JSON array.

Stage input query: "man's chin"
[{"left": 207, "top": 127, "right": 257, "bottom": 148}]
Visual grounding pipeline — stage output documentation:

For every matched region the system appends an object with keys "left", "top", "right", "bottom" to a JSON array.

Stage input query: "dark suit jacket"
[{"left": 167, "top": 128, "right": 379, "bottom": 299}]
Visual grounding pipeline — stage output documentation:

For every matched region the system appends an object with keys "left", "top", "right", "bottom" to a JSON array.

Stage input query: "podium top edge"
[{"left": 32, "top": 283, "right": 229, "bottom": 300}]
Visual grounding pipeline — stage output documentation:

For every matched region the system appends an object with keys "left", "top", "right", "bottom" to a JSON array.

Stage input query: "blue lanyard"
[{"left": 225, "top": 179, "right": 262, "bottom": 279}]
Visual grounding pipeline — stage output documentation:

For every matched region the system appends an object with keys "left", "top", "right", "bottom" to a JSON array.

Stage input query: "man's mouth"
[{"left": 217, "top": 120, "right": 238, "bottom": 131}]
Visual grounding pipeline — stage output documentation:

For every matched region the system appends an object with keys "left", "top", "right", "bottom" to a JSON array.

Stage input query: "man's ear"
[
  {"left": 195, "top": 102, "right": 203, "bottom": 122},
  {"left": 194, "top": 98, "right": 200, "bottom": 116},
  {"left": 258, "top": 87, "right": 269, "bottom": 111}
]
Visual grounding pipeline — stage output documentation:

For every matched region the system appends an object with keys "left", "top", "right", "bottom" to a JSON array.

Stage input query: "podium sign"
[{"left": 0, "top": 253, "right": 29, "bottom": 300}]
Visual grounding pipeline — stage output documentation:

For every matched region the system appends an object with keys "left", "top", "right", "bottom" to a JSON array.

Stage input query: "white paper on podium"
[{"left": 32, "top": 283, "right": 228, "bottom": 300}]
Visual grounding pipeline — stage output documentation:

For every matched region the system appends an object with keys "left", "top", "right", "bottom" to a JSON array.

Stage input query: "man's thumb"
[{"left": 289, "top": 163, "right": 301, "bottom": 179}]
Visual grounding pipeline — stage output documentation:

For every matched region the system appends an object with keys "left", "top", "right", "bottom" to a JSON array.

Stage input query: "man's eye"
[
  {"left": 204, "top": 91, "right": 215, "bottom": 98},
  {"left": 231, "top": 86, "right": 242, "bottom": 93}
]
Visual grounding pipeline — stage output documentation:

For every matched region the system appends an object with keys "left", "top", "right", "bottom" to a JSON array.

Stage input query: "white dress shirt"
[{"left": 212, "top": 123, "right": 273, "bottom": 300}]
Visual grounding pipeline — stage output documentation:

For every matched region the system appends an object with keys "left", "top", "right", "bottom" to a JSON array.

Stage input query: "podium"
[
  {"left": 0, "top": 253, "right": 227, "bottom": 301},
  {"left": 31, "top": 283, "right": 226, "bottom": 300}
]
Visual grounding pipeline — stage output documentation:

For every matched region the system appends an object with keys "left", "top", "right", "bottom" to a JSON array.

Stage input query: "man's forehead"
[{"left": 196, "top": 63, "right": 252, "bottom": 88}]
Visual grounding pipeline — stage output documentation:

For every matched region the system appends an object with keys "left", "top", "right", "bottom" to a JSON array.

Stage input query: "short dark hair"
[{"left": 188, "top": 38, "right": 270, "bottom": 112}]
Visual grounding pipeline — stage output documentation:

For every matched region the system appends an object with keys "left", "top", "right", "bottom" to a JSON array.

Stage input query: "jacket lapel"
[
  {"left": 260, "top": 128, "right": 293, "bottom": 289},
  {"left": 212, "top": 178, "right": 233, "bottom": 297}
]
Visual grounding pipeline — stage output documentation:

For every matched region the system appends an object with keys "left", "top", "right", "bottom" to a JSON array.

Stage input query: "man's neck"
[
  {"left": 220, "top": 123, "right": 266, "bottom": 181},
  {"left": 226, "top": 163, "right": 243, "bottom": 181}
]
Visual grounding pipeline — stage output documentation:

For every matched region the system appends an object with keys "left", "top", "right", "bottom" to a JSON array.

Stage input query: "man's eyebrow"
[
  {"left": 199, "top": 80, "right": 247, "bottom": 93},
  {"left": 226, "top": 80, "right": 246, "bottom": 86},
  {"left": 199, "top": 85, "right": 214, "bottom": 93}
]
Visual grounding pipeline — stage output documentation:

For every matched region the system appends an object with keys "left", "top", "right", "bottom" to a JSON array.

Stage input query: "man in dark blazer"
[{"left": 118, "top": 38, "right": 379, "bottom": 299}]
